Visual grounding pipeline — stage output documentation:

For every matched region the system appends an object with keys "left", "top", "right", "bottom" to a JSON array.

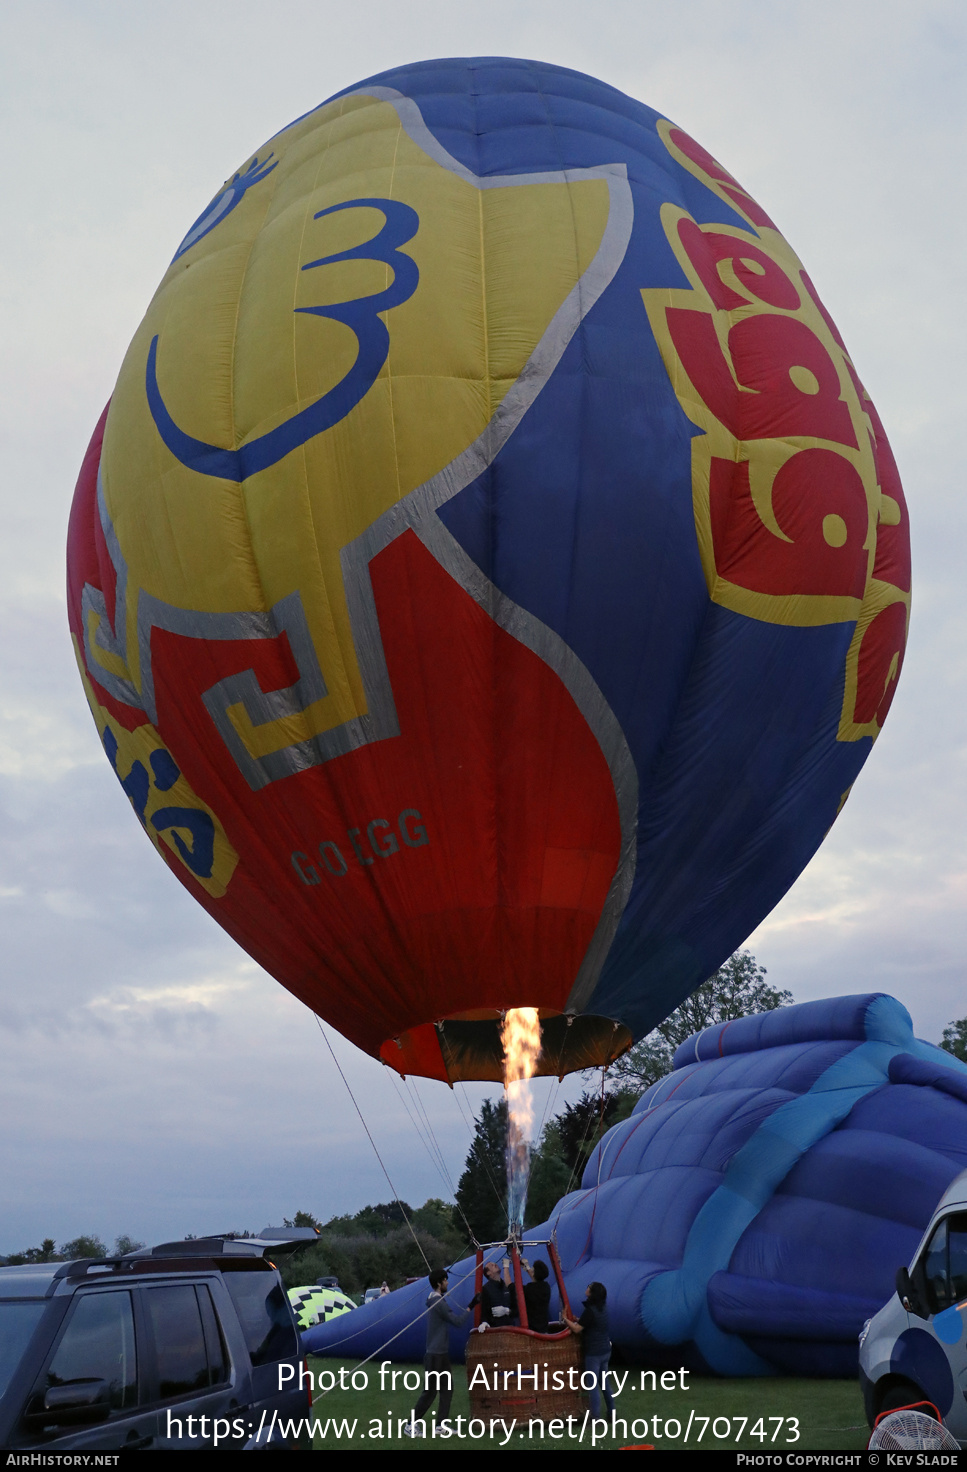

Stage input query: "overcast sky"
[{"left": 2, "top": 0, "right": 965, "bottom": 1254}]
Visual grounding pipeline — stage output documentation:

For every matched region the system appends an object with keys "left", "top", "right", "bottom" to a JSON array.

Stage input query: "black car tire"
[{"left": 877, "top": 1381, "right": 936, "bottom": 1419}]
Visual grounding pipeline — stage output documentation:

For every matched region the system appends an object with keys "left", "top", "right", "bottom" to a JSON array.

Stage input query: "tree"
[
  {"left": 283, "top": 1211, "right": 322, "bottom": 1231},
  {"left": 941, "top": 1018, "right": 967, "bottom": 1063},
  {"left": 276, "top": 1198, "right": 466, "bottom": 1294},
  {"left": 4, "top": 1237, "right": 59, "bottom": 1266},
  {"left": 611, "top": 951, "right": 792, "bottom": 1094},
  {"left": 554, "top": 1090, "right": 635, "bottom": 1171},
  {"left": 524, "top": 1124, "right": 573, "bottom": 1228},
  {"left": 113, "top": 1235, "right": 145, "bottom": 1256},
  {"left": 60, "top": 1235, "right": 108, "bottom": 1259},
  {"left": 454, "top": 1097, "right": 508, "bottom": 1245},
  {"left": 410, "top": 1199, "right": 458, "bottom": 1239},
  {"left": 321, "top": 1202, "right": 414, "bottom": 1237},
  {"left": 524, "top": 1091, "right": 637, "bottom": 1227}
]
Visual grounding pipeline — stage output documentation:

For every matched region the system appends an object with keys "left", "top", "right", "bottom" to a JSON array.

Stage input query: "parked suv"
[
  {"left": 0, "top": 1229, "right": 317, "bottom": 1451},
  {"left": 859, "top": 1171, "right": 967, "bottom": 1443}
]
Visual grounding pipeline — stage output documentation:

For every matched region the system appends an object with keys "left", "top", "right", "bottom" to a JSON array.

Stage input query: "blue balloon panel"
[{"left": 305, "top": 996, "right": 967, "bottom": 1376}]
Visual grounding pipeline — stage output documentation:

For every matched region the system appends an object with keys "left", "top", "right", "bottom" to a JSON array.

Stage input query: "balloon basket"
[
  {"left": 466, "top": 1235, "right": 585, "bottom": 1421},
  {"left": 466, "top": 1326, "right": 586, "bottom": 1422}
]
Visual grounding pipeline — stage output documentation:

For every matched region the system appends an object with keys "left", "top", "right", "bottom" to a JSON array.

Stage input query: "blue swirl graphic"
[{"left": 147, "top": 199, "right": 420, "bottom": 481}]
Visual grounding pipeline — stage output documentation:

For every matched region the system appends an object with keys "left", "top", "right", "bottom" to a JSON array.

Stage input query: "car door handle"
[{"left": 125, "top": 1431, "right": 154, "bottom": 1448}]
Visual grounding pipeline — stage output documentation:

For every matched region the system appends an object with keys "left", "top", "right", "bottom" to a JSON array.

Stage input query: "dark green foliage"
[
  {"left": 4, "top": 1237, "right": 59, "bottom": 1265},
  {"left": 554, "top": 1089, "right": 632, "bottom": 1170},
  {"left": 283, "top": 1210, "right": 322, "bottom": 1230},
  {"left": 524, "top": 1127, "right": 572, "bottom": 1228},
  {"left": 523, "top": 1091, "right": 637, "bottom": 1227},
  {"left": 322, "top": 1202, "right": 413, "bottom": 1237},
  {"left": 454, "top": 1097, "right": 508, "bottom": 1246},
  {"left": 611, "top": 950, "right": 792, "bottom": 1093},
  {"left": 278, "top": 1198, "right": 466, "bottom": 1295},
  {"left": 60, "top": 1235, "right": 108, "bottom": 1259},
  {"left": 941, "top": 1017, "right": 967, "bottom": 1062},
  {"left": 5, "top": 1234, "right": 145, "bottom": 1265},
  {"left": 113, "top": 1235, "right": 145, "bottom": 1256},
  {"left": 410, "top": 1199, "right": 459, "bottom": 1239}
]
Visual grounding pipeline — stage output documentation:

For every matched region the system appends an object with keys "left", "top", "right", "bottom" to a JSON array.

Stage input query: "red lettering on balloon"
[
  {"left": 729, "top": 314, "right": 857, "bottom": 448},
  {"left": 865, "top": 399, "right": 911, "bottom": 595},
  {"left": 677, "top": 219, "right": 800, "bottom": 312},
  {"left": 667, "top": 309, "right": 856, "bottom": 449},
  {"left": 668, "top": 127, "right": 778, "bottom": 230},
  {"left": 853, "top": 602, "right": 907, "bottom": 727},
  {"left": 665, "top": 308, "right": 739, "bottom": 433},
  {"left": 800, "top": 270, "right": 848, "bottom": 354},
  {"left": 709, "top": 449, "right": 869, "bottom": 599}
]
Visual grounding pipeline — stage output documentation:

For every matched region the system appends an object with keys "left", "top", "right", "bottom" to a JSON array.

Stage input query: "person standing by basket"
[
  {"left": 404, "top": 1268, "right": 469, "bottom": 1437},
  {"left": 564, "top": 1281, "right": 615, "bottom": 1418}
]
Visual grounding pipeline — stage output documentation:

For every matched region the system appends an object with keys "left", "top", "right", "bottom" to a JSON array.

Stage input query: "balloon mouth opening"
[{"left": 379, "top": 1011, "right": 632, "bottom": 1084}]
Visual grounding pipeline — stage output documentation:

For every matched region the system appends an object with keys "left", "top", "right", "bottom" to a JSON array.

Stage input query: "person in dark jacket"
[
  {"left": 521, "top": 1257, "right": 551, "bottom": 1333},
  {"left": 563, "top": 1281, "right": 615, "bottom": 1418},
  {"left": 404, "top": 1268, "right": 469, "bottom": 1436},
  {"left": 473, "top": 1258, "right": 514, "bottom": 1326}
]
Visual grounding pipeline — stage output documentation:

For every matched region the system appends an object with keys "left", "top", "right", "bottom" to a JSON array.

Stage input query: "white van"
[{"left": 859, "top": 1169, "right": 967, "bottom": 1442}]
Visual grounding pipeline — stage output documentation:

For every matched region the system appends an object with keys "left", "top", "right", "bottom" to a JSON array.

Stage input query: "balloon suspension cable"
[
  {"left": 439, "top": 1027, "right": 510, "bottom": 1222},
  {"left": 387, "top": 1073, "right": 481, "bottom": 1249},
  {"left": 524, "top": 1019, "right": 569, "bottom": 1192},
  {"left": 561, "top": 1065, "right": 609, "bottom": 1201},
  {"left": 534, "top": 1071, "right": 562, "bottom": 1159},
  {"left": 502, "top": 1007, "right": 542, "bottom": 1236},
  {"left": 313, "top": 1014, "right": 431, "bottom": 1271}
]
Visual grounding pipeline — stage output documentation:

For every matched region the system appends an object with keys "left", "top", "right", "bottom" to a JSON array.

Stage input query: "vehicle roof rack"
[{"left": 49, "top": 1227, "right": 320, "bottom": 1283}]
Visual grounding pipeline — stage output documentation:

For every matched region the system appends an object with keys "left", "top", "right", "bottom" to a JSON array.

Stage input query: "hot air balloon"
[
  {"left": 66, "top": 59, "right": 910, "bottom": 1085},
  {"left": 303, "top": 995, "right": 967, "bottom": 1377},
  {"left": 287, "top": 1284, "right": 356, "bottom": 1331}
]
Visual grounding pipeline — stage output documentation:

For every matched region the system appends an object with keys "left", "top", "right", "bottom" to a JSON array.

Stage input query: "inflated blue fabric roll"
[{"left": 304, "top": 994, "right": 967, "bottom": 1376}]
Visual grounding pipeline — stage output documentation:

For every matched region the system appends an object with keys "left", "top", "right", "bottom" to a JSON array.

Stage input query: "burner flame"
[{"left": 501, "top": 1007, "right": 542, "bottom": 1234}]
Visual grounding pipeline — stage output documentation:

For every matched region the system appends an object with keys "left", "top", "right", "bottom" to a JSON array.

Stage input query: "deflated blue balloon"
[{"left": 304, "top": 995, "right": 967, "bottom": 1376}]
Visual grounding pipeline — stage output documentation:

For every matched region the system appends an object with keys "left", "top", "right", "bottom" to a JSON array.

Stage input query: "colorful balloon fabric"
[
  {"left": 302, "top": 996, "right": 967, "bottom": 1376},
  {"left": 287, "top": 1285, "right": 355, "bottom": 1330},
  {"left": 67, "top": 59, "right": 910, "bottom": 1083}
]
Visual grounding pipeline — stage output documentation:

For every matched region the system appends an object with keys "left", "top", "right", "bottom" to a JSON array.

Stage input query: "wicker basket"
[{"left": 465, "top": 1324, "right": 586, "bottom": 1422}]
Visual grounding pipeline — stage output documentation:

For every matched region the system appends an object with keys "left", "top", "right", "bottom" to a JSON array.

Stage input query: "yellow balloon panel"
[{"left": 100, "top": 93, "right": 610, "bottom": 751}]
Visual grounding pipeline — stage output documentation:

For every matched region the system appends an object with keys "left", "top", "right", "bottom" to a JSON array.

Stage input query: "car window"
[
  {"left": 0, "top": 1302, "right": 46, "bottom": 1403},
  {"left": 948, "top": 1213, "right": 967, "bottom": 1304},
  {"left": 223, "top": 1272, "right": 298, "bottom": 1367},
  {"left": 197, "top": 1284, "right": 229, "bottom": 1385},
  {"left": 144, "top": 1285, "right": 227, "bottom": 1399},
  {"left": 923, "top": 1220, "right": 949, "bottom": 1314},
  {"left": 44, "top": 1291, "right": 138, "bottom": 1410}
]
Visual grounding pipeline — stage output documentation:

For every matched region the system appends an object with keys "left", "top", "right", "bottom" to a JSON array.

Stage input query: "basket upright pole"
[{"left": 473, "top": 1247, "right": 484, "bottom": 1329}]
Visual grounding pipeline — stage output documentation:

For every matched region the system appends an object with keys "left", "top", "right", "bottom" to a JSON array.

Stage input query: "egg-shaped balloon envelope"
[
  {"left": 303, "top": 996, "right": 967, "bottom": 1377},
  {"left": 66, "top": 59, "right": 910, "bottom": 1083}
]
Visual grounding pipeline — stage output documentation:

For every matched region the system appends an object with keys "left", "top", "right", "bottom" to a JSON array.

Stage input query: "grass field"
[{"left": 305, "top": 1357, "right": 870, "bottom": 1451}]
